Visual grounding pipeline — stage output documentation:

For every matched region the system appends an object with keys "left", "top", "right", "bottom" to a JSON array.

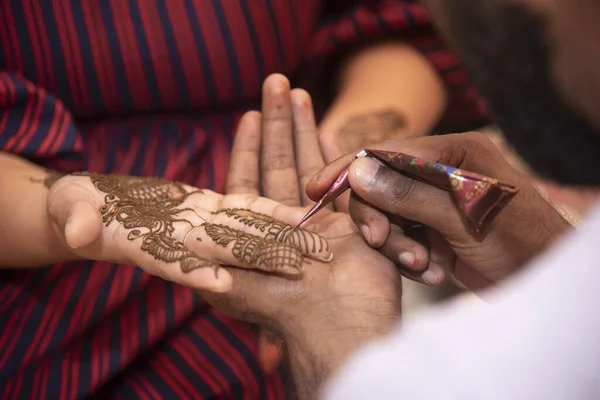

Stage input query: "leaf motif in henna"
[
  {"left": 218, "top": 208, "right": 280, "bottom": 232},
  {"left": 202, "top": 224, "right": 238, "bottom": 247},
  {"left": 216, "top": 208, "right": 329, "bottom": 255}
]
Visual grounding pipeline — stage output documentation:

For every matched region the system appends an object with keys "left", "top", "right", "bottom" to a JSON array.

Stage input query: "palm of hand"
[
  {"left": 206, "top": 207, "right": 400, "bottom": 336},
  {"left": 212, "top": 74, "right": 400, "bottom": 338}
]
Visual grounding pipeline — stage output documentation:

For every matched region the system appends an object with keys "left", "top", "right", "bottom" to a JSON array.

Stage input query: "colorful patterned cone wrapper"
[{"left": 363, "top": 149, "right": 518, "bottom": 230}]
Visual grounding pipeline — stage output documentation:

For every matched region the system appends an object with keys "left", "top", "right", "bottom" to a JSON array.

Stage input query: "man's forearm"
[
  {"left": 322, "top": 42, "right": 447, "bottom": 138},
  {"left": 0, "top": 152, "right": 76, "bottom": 266}
]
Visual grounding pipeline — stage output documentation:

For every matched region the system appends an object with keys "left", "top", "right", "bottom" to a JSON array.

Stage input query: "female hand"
[{"left": 43, "top": 170, "right": 332, "bottom": 293}]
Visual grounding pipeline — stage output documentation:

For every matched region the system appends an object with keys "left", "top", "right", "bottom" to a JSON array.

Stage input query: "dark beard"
[{"left": 443, "top": 2, "right": 600, "bottom": 186}]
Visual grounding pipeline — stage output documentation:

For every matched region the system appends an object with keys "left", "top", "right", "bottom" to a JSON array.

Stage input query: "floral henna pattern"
[
  {"left": 215, "top": 208, "right": 330, "bottom": 254},
  {"left": 37, "top": 171, "right": 317, "bottom": 274},
  {"left": 202, "top": 223, "right": 304, "bottom": 272},
  {"left": 76, "top": 173, "right": 210, "bottom": 272},
  {"left": 39, "top": 171, "right": 210, "bottom": 273}
]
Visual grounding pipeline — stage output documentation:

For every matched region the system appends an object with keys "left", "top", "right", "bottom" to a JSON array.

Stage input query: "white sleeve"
[{"left": 326, "top": 206, "right": 600, "bottom": 400}]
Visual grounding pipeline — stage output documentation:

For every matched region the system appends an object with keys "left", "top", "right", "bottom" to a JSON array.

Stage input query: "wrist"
[{"left": 278, "top": 297, "right": 399, "bottom": 381}]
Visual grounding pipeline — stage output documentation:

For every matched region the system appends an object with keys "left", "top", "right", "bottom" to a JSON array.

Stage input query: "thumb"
[
  {"left": 47, "top": 177, "right": 103, "bottom": 249},
  {"left": 348, "top": 157, "right": 465, "bottom": 236},
  {"left": 63, "top": 200, "right": 103, "bottom": 249}
]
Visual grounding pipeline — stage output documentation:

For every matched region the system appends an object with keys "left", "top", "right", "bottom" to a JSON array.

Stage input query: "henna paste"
[
  {"left": 202, "top": 223, "right": 304, "bottom": 272},
  {"left": 37, "top": 171, "right": 209, "bottom": 273},
  {"left": 215, "top": 208, "right": 329, "bottom": 254}
]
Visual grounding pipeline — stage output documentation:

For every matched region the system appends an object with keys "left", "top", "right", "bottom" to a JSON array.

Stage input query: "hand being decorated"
[{"left": 41, "top": 170, "right": 331, "bottom": 293}]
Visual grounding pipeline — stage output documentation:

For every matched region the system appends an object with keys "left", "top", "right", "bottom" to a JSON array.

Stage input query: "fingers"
[
  {"left": 306, "top": 132, "right": 500, "bottom": 203},
  {"left": 226, "top": 111, "right": 261, "bottom": 195},
  {"left": 290, "top": 89, "right": 328, "bottom": 206},
  {"left": 261, "top": 74, "right": 300, "bottom": 206},
  {"left": 348, "top": 192, "right": 390, "bottom": 248},
  {"left": 306, "top": 152, "right": 356, "bottom": 202},
  {"left": 185, "top": 204, "right": 331, "bottom": 260},
  {"left": 185, "top": 223, "right": 306, "bottom": 275},
  {"left": 135, "top": 249, "right": 233, "bottom": 293},
  {"left": 348, "top": 157, "right": 463, "bottom": 236}
]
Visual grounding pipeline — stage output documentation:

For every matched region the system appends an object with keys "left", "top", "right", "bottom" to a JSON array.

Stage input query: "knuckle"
[{"left": 384, "top": 174, "right": 420, "bottom": 210}]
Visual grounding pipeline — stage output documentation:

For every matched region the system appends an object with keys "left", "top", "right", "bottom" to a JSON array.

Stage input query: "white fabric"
[{"left": 326, "top": 204, "right": 600, "bottom": 400}]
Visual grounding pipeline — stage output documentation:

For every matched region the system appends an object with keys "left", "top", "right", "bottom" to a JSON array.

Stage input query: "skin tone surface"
[
  {"left": 1, "top": 150, "right": 334, "bottom": 294},
  {"left": 205, "top": 78, "right": 403, "bottom": 399},
  {"left": 319, "top": 42, "right": 448, "bottom": 210},
  {"left": 207, "top": 69, "right": 578, "bottom": 398},
  {"left": 243, "top": 0, "right": 600, "bottom": 395}
]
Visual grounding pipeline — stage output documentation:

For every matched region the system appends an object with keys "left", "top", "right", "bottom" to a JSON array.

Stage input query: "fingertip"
[
  {"left": 240, "top": 110, "right": 262, "bottom": 124},
  {"left": 304, "top": 178, "right": 323, "bottom": 201},
  {"left": 307, "top": 153, "right": 360, "bottom": 201},
  {"left": 64, "top": 201, "right": 102, "bottom": 249},
  {"left": 263, "top": 73, "right": 290, "bottom": 93},
  {"left": 290, "top": 88, "right": 312, "bottom": 108},
  {"left": 364, "top": 221, "right": 389, "bottom": 248},
  {"left": 421, "top": 264, "right": 446, "bottom": 286}
]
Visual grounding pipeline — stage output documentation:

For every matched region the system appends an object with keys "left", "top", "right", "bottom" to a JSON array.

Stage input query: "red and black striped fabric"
[{"left": 0, "top": 1, "right": 483, "bottom": 398}]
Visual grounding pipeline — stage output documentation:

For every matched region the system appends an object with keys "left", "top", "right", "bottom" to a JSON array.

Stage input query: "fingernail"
[
  {"left": 360, "top": 225, "right": 371, "bottom": 243},
  {"left": 422, "top": 269, "right": 440, "bottom": 285},
  {"left": 353, "top": 158, "right": 380, "bottom": 187},
  {"left": 399, "top": 252, "right": 415, "bottom": 268}
]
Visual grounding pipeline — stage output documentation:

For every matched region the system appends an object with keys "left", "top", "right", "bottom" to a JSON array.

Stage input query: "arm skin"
[
  {"left": 320, "top": 42, "right": 448, "bottom": 140},
  {"left": 282, "top": 297, "right": 398, "bottom": 400},
  {"left": 0, "top": 152, "right": 77, "bottom": 267}
]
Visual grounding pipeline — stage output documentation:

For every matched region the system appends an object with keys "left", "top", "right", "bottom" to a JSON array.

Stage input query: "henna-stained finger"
[
  {"left": 108, "top": 232, "right": 234, "bottom": 293},
  {"left": 184, "top": 223, "right": 306, "bottom": 275},
  {"left": 191, "top": 193, "right": 333, "bottom": 261},
  {"left": 212, "top": 208, "right": 331, "bottom": 261},
  {"left": 226, "top": 111, "right": 261, "bottom": 196}
]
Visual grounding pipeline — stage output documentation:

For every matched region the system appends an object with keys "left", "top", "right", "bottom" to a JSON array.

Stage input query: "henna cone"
[{"left": 299, "top": 149, "right": 519, "bottom": 231}]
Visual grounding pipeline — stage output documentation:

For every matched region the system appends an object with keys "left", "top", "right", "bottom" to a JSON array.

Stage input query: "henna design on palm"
[
  {"left": 37, "top": 171, "right": 326, "bottom": 275},
  {"left": 214, "top": 208, "right": 329, "bottom": 254},
  {"left": 202, "top": 223, "right": 304, "bottom": 272}
]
